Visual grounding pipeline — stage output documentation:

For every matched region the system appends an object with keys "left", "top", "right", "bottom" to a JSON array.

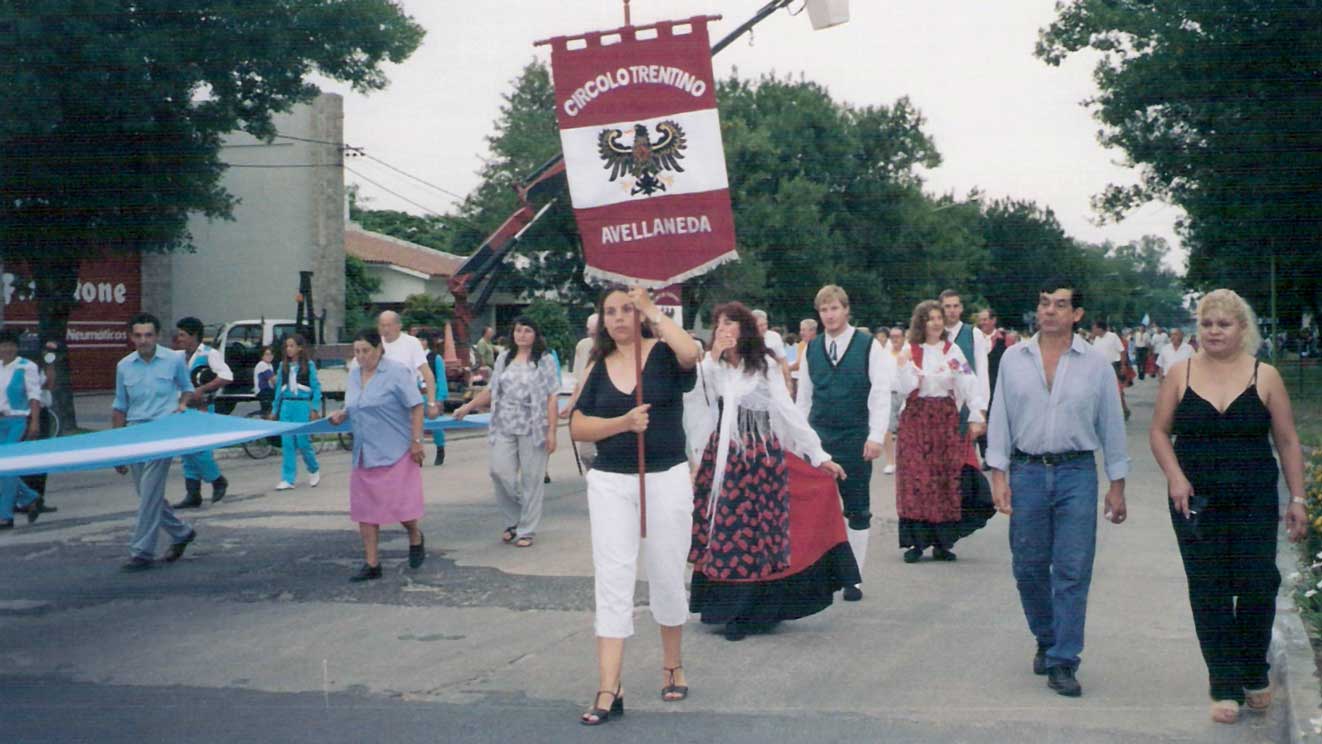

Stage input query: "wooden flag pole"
[{"left": 635, "top": 305, "right": 647, "bottom": 538}]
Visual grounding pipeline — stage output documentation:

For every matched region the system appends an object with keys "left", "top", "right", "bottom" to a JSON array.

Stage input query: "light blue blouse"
[
  {"left": 985, "top": 334, "right": 1131, "bottom": 481},
  {"left": 113, "top": 346, "right": 193, "bottom": 424},
  {"left": 345, "top": 357, "right": 424, "bottom": 468}
]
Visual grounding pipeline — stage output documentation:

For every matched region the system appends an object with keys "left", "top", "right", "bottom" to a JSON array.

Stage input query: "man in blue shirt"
[
  {"left": 112, "top": 313, "right": 198, "bottom": 572},
  {"left": 986, "top": 277, "right": 1130, "bottom": 699}
]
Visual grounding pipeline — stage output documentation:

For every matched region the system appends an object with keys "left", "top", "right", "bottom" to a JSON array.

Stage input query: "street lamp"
[{"left": 711, "top": 0, "right": 851, "bottom": 54}]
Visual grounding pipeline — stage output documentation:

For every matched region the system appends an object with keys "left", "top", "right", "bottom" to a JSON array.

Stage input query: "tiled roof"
[{"left": 345, "top": 224, "right": 465, "bottom": 278}]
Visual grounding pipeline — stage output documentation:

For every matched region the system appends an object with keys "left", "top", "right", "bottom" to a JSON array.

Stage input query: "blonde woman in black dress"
[{"left": 1150, "top": 289, "right": 1308, "bottom": 724}]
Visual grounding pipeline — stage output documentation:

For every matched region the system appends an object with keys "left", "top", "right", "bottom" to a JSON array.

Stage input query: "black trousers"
[
  {"left": 1169, "top": 485, "right": 1280, "bottom": 703},
  {"left": 820, "top": 430, "right": 872, "bottom": 530},
  {"left": 1135, "top": 347, "right": 1150, "bottom": 379}
]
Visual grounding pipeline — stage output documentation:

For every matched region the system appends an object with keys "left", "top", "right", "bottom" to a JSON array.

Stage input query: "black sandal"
[
  {"left": 501, "top": 526, "right": 517, "bottom": 544},
  {"left": 662, "top": 666, "right": 688, "bottom": 702},
  {"left": 580, "top": 688, "right": 623, "bottom": 725}
]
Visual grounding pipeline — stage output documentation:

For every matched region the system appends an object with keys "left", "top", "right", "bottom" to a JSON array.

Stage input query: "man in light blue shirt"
[
  {"left": 987, "top": 277, "right": 1130, "bottom": 699},
  {"left": 112, "top": 313, "right": 197, "bottom": 572}
]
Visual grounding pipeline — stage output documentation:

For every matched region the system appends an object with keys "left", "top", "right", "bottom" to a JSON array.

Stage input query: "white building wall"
[{"left": 166, "top": 94, "right": 345, "bottom": 339}]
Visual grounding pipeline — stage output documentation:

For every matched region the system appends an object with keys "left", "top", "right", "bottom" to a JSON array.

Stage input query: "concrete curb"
[{"left": 1277, "top": 512, "right": 1321, "bottom": 742}]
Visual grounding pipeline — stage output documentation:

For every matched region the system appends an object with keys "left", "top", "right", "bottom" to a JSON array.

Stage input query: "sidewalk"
[{"left": 0, "top": 380, "right": 1296, "bottom": 742}]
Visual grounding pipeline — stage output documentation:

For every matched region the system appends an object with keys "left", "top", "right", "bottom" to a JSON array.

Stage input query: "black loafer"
[
  {"left": 1047, "top": 666, "right": 1082, "bottom": 697},
  {"left": 210, "top": 476, "right": 229, "bottom": 504},
  {"left": 164, "top": 530, "right": 196, "bottom": 562},
  {"left": 842, "top": 585, "right": 863, "bottom": 602},
  {"left": 1033, "top": 645, "right": 1049, "bottom": 676},
  {"left": 349, "top": 563, "right": 382, "bottom": 582},
  {"left": 933, "top": 548, "right": 957, "bottom": 562},
  {"left": 121, "top": 556, "right": 153, "bottom": 572},
  {"left": 723, "top": 621, "right": 747, "bottom": 641},
  {"left": 903, "top": 547, "right": 923, "bottom": 563},
  {"left": 408, "top": 534, "right": 425, "bottom": 569}
]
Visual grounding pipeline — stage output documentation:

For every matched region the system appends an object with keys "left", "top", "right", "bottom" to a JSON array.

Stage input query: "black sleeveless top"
[{"left": 1172, "top": 359, "right": 1277, "bottom": 495}]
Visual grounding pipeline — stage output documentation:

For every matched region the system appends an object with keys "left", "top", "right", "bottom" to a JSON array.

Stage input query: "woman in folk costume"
[
  {"left": 895, "top": 300, "right": 987, "bottom": 563},
  {"left": 688, "top": 302, "right": 853, "bottom": 642}
]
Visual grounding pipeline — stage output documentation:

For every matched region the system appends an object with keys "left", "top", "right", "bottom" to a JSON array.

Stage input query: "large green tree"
[
  {"left": 1037, "top": 1, "right": 1322, "bottom": 325},
  {"left": 0, "top": 1, "right": 423, "bottom": 428}
]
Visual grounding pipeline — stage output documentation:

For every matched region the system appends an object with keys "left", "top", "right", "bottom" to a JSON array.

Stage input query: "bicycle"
[{"left": 242, "top": 411, "right": 277, "bottom": 459}]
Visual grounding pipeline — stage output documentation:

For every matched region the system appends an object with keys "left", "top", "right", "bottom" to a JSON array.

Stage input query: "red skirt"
[
  {"left": 895, "top": 395, "right": 963, "bottom": 524},
  {"left": 689, "top": 438, "right": 860, "bottom": 624}
]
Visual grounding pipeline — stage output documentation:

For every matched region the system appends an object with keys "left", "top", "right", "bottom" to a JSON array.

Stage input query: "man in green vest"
[
  {"left": 939, "top": 290, "right": 990, "bottom": 436},
  {"left": 796, "top": 284, "right": 895, "bottom": 602}
]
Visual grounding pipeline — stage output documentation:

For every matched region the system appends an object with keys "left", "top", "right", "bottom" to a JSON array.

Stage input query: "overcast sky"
[{"left": 321, "top": 0, "right": 1184, "bottom": 268}]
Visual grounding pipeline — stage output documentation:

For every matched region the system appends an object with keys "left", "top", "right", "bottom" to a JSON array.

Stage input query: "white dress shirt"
[
  {"left": 1156, "top": 342, "right": 1194, "bottom": 376},
  {"left": 794, "top": 325, "right": 895, "bottom": 444},
  {"left": 1091, "top": 331, "right": 1125, "bottom": 364},
  {"left": 947, "top": 320, "right": 990, "bottom": 413}
]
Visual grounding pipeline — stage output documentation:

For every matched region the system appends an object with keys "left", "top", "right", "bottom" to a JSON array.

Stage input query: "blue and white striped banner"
[{"left": 0, "top": 410, "right": 490, "bottom": 477}]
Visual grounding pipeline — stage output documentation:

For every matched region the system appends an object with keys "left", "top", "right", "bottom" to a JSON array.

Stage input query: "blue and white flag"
[
  {"left": 0, "top": 410, "right": 490, "bottom": 477},
  {"left": 1141, "top": 313, "right": 1151, "bottom": 327}
]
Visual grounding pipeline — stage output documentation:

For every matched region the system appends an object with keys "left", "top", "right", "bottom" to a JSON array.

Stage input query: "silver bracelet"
[{"left": 1292, "top": 496, "right": 1306, "bottom": 505}]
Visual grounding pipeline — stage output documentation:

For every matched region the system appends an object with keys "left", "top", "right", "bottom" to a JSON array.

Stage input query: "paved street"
[{"left": 1, "top": 382, "right": 1291, "bottom": 743}]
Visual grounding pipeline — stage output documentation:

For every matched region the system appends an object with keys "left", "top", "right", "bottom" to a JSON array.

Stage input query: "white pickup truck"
[{"left": 211, "top": 319, "right": 348, "bottom": 414}]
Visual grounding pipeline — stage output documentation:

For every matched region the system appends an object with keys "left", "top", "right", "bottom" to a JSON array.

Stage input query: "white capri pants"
[{"left": 587, "top": 462, "right": 693, "bottom": 639}]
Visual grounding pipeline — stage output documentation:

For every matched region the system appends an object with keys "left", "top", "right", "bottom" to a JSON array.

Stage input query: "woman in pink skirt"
[{"left": 328, "top": 329, "right": 427, "bottom": 582}]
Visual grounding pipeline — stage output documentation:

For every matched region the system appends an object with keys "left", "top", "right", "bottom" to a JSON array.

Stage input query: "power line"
[
  {"left": 273, "top": 130, "right": 472, "bottom": 203},
  {"left": 344, "top": 165, "right": 486, "bottom": 234},
  {"left": 360, "top": 153, "right": 469, "bottom": 202}
]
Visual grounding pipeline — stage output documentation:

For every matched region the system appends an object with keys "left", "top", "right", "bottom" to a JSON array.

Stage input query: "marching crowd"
[{"left": 0, "top": 276, "right": 1307, "bottom": 728}]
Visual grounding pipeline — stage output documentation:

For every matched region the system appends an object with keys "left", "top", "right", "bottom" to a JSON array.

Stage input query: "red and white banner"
[{"left": 544, "top": 16, "right": 737, "bottom": 287}]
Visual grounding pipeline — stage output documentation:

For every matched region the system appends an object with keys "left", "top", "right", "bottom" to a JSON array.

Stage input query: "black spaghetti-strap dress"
[{"left": 1170, "top": 359, "right": 1281, "bottom": 704}]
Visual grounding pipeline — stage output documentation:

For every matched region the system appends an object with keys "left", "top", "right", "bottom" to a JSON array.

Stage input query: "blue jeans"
[
  {"left": 0, "top": 416, "right": 40, "bottom": 521},
  {"left": 1008, "top": 458, "right": 1098, "bottom": 670},
  {"left": 278, "top": 399, "right": 319, "bottom": 484}
]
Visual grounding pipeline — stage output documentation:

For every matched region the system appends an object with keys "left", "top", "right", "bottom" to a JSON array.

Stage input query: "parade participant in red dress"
[
  {"left": 895, "top": 301, "right": 987, "bottom": 562},
  {"left": 687, "top": 302, "right": 851, "bottom": 641}
]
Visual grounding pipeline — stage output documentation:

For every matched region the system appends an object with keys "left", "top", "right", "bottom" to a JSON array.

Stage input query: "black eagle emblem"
[{"left": 597, "top": 121, "right": 687, "bottom": 196}]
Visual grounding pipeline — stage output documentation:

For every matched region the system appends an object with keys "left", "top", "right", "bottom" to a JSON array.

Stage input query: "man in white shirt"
[
  {"left": 375, "top": 311, "right": 441, "bottom": 451},
  {"left": 1150, "top": 325, "right": 1170, "bottom": 355},
  {"left": 939, "top": 290, "right": 990, "bottom": 433},
  {"left": 1089, "top": 320, "right": 1130, "bottom": 420},
  {"left": 1155, "top": 328, "right": 1193, "bottom": 380},
  {"left": 788, "top": 318, "right": 818, "bottom": 395},
  {"left": 173, "top": 316, "right": 232, "bottom": 508},
  {"left": 1132, "top": 325, "right": 1151, "bottom": 380},
  {"left": 796, "top": 285, "right": 895, "bottom": 602},
  {"left": 753, "top": 309, "right": 792, "bottom": 391}
]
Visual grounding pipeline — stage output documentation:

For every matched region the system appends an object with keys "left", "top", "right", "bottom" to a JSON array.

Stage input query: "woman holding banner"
[
  {"left": 686, "top": 302, "right": 852, "bottom": 641},
  {"left": 570, "top": 286, "right": 700, "bottom": 725}
]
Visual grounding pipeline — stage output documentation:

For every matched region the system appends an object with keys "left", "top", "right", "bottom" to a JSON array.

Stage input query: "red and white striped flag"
[{"left": 544, "top": 17, "right": 737, "bottom": 287}]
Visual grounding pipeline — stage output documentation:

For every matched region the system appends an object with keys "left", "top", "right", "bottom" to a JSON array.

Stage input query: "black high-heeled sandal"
[
  {"left": 662, "top": 666, "right": 688, "bottom": 702},
  {"left": 580, "top": 688, "right": 623, "bottom": 726}
]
